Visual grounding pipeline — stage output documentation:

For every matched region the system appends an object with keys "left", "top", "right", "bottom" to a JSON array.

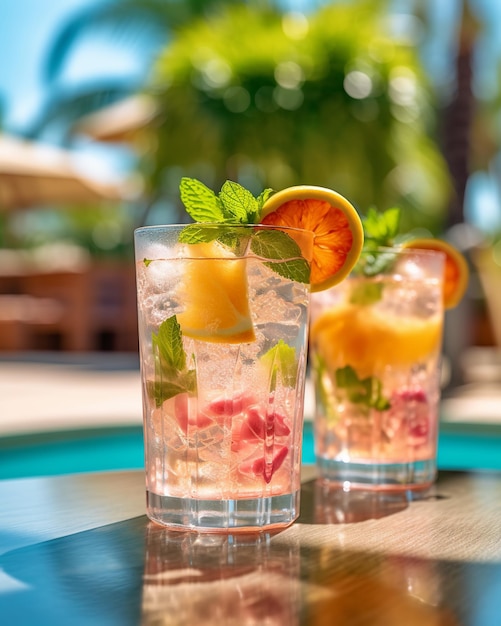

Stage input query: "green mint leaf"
[
  {"left": 251, "top": 229, "right": 302, "bottom": 259},
  {"left": 149, "top": 370, "right": 197, "bottom": 407},
  {"left": 179, "top": 224, "right": 221, "bottom": 244},
  {"left": 143, "top": 258, "right": 152, "bottom": 267},
  {"left": 153, "top": 316, "right": 186, "bottom": 371},
  {"left": 261, "top": 339, "right": 297, "bottom": 388},
  {"left": 180, "top": 177, "right": 276, "bottom": 226},
  {"left": 151, "top": 316, "right": 196, "bottom": 406},
  {"left": 374, "top": 393, "right": 391, "bottom": 412},
  {"left": 383, "top": 207, "right": 401, "bottom": 239},
  {"left": 179, "top": 224, "right": 251, "bottom": 255},
  {"left": 180, "top": 177, "right": 225, "bottom": 223},
  {"left": 256, "top": 188, "right": 275, "bottom": 220},
  {"left": 250, "top": 229, "right": 310, "bottom": 284},
  {"left": 219, "top": 180, "right": 258, "bottom": 223},
  {"left": 335, "top": 365, "right": 390, "bottom": 411},
  {"left": 353, "top": 207, "right": 401, "bottom": 296},
  {"left": 362, "top": 206, "right": 401, "bottom": 247},
  {"left": 266, "top": 258, "right": 311, "bottom": 284}
]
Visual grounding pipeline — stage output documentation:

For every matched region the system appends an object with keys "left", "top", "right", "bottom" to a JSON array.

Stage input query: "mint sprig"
[
  {"left": 178, "top": 177, "right": 310, "bottom": 285},
  {"left": 356, "top": 206, "right": 401, "bottom": 275},
  {"left": 150, "top": 315, "right": 196, "bottom": 406},
  {"left": 350, "top": 206, "right": 402, "bottom": 303},
  {"left": 335, "top": 365, "right": 390, "bottom": 411},
  {"left": 362, "top": 206, "right": 400, "bottom": 250},
  {"left": 180, "top": 177, "right": 273, "bottom": 224}
]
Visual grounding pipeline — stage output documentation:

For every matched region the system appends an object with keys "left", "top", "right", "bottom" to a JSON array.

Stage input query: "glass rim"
[
  {"left": 134, "top": 222, "right": 314, "bottom": 237},
  {"left": 360, "top": 245, "right": 447, "bottom": 259}
]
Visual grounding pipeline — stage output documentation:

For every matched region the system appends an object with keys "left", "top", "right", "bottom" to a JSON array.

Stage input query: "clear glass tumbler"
[
  {"left": 310, "top": 247, "right": 445, "bottom": 490},
  {"left": 134, "top": 223, "right": 313, "bottom": 531}
]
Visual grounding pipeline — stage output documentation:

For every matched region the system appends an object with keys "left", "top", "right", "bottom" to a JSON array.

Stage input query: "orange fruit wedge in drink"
[
  {"left": 260, "top": 185, "right": 364, "bottom": 292},
  {"left": 311, "top": 303, "right": 443, "bottom": 378},
  {"left": 176, "top": 241, "right": 256, "bottom": 343},
  {"left": 402, "top": 238, "right": 469, "bottom": 309}
]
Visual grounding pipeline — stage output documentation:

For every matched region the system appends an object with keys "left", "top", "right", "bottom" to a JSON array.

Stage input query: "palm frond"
[
  {"left": 25, "top": 80, "right": 138, "bottom": 143},
  {"left": 43, "top": 0, "right": 248, "bottom": 83}
]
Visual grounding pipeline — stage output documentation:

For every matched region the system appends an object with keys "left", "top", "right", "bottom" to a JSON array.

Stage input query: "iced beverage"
[
  {"left": 310, "top": 247, "right": 445, "bottom": 490},
  {"left": 135, "top": 223, "right": 312, "bottom": 531}
]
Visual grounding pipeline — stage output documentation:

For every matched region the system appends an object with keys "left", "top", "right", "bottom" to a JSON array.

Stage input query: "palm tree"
[{"left": 440, "top": 0, "right": 480, "bottom": 228}]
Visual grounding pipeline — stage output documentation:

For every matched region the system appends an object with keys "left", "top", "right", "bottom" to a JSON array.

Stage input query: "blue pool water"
[{"left": 1, "top": 421, "right": 500, "bottom": 480}]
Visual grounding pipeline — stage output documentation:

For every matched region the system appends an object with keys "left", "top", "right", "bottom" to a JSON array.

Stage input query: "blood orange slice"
[
  {"left": 402, "top": 238, "right": 469, "bottom": 309},
  {"left": 260, "top": 185, "right": 364, "bottom": 292}
]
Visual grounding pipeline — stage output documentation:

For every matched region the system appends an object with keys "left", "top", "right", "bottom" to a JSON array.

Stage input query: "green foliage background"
[{"left": 145, "top": 1, "right": 451, "bottom": 233}]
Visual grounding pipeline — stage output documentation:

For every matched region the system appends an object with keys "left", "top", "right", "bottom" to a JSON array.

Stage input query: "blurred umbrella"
[
  {"left": 0, "top": 134, "right": 132, "bottom": 210},
  {"left": 73, "top": 95, "right": 158, "bottom": 144}
]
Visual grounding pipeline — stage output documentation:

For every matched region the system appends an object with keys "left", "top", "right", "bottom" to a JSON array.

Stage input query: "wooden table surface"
[{"left": 1, "top": 467, "right": 501, "bottom": 625}]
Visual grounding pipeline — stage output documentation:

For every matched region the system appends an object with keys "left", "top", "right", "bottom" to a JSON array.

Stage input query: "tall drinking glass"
[
  {"left": 134, "top": 223, "right": 313, "bottom": 531},
  {"left": 310, "top": 247, "right": 445, "bottom": 490}
]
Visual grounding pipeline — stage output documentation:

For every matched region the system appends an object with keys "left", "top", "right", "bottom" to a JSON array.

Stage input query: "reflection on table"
[
  {"left": 143, "top": 527, "right": 300, "bottom": 625},
  {"left": 1, "top": 470, "right": 501, "bottom": 625}
]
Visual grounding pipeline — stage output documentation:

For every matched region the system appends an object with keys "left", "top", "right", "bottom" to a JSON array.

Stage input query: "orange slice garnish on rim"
[
  {"left": 260, "top": 185, "right": 364, "bottom": 292},
  {"left": 402, "top": 237, "right": 469, "bottom": 309}
]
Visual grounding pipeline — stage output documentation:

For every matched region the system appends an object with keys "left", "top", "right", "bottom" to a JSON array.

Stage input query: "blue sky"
[
  {"left": 0, "top": 0, "right": 90, "bottom": 130},
  {"left": 0, "top": 0, "right": 142, "bottom": 133}
]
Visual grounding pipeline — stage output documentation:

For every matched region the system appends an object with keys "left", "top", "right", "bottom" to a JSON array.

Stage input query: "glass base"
[
  {"left": 316, "top": 457, "right": 436, "bottom": 492},
  {"left": 146, "top": 489, "right": 300, "bottom": 533}
]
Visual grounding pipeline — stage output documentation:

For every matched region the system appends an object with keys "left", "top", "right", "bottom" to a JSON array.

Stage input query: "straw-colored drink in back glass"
[{"left": 310, "top": 207, "right": 469, "bottom": 491}]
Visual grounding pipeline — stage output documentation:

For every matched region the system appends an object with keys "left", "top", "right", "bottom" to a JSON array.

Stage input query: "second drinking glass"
[{"left": 310, "top": 246, "right": 446, "bottom": 491}]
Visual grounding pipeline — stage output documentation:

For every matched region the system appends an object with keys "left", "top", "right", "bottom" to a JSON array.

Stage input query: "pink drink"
[
  {"left": 148, "top": 390, "right": 295, "bottom": 499},
  {"left": 135, "top": 224, "right": 312, "bottom": 531}
]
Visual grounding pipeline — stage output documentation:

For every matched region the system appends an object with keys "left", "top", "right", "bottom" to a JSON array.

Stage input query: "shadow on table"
[
  {"left": 0, "top": 516, "right": 147, "bottom": 626},
  {"left": 297, "top": 479, "right": 412, "bottom": 524}
]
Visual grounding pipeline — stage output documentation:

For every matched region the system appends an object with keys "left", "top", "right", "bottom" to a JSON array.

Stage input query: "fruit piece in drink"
[
  {"left": 311, "top": 301, "right": 443, "bottom": 378},
  {"left": 176, "top": 241, "right": 255, "bottom": 343}
]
